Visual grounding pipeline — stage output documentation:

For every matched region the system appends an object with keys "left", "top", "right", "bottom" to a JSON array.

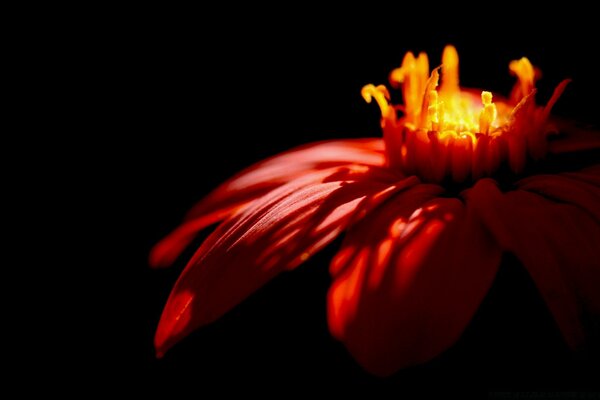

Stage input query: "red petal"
[
  {"left": 155, "top": 166, "right": 409, "bottom": 357},
  {"left": 148, "top": 205, "right": 243, "bottom": 269},
  {"left": 548, "top": 119, "right": 600, "bottom": 154},
  {"left": 184, "top": 139, "right": 385, "bottom": 221},
  {"left": 149, "top": 167, "right": 336, "bottom": 269},
  {"left": 150, "top": 139, "right": 385, "bottom": 268},
  {"left": 516, "top": 173, "right": 600, "bottom": 223},
  {"left": 467, "top": 179, "right": 600, "bottom": 351},
  {"left": 328, "top": 185, "right": 502, "bottom": 376},
  {"left": 561, "top": 165, "right": 600, "bottom": 186}
]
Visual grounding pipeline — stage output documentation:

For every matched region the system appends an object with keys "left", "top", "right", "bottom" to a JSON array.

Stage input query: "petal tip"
[
  {"left": 153, "top": 289, "right": 196, "bottom": 357},
  {"left": 148, "top": 242, "right": 175, "bottom": 269},
  {"left": 154, "top": 322, "right": 176, "bottom": 360},
  {"left": 153, "top": 327, "right": 169, "bottom": 358}
]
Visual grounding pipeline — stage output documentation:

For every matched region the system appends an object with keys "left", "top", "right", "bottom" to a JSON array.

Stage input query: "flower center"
[{"left": 362, "top": 45, "right": 569, "bottom": 183}]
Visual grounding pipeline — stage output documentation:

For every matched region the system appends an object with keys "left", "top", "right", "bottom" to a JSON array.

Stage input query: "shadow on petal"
[
  {"left": 328, "top": 184, "right": 502, "bottom": 376},
  {"left": 155, "top": 165, "right": 409, "bottom": 357},
  {"left": 467, "top": 178, "right": 600, "bottom": 352},
  {"left": 150, "top": 139, "right": 385, "bottom": 268}
]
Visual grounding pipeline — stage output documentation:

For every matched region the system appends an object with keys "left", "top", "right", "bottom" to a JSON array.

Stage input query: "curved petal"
[
  {"left": 548, "top": 119, "right": 600, "bottom": 154},
  {"left": 328, "top": 185, "right": 502, "bottom": 376},
  {"left": 155, "top": 167, "right": 414, "bottom": 357},
  {"left": 149, "top": 205, "right": 244, "bottom": 269},
  {"left": 561, "top": 165, "right": 600, "bottom": 187},
  {"left": 467, "top": 179, "right": 600, "bottom": 351},
  {"left": 150, "top": 166, "right": 342, "bottom": 269},
  {"left": 516, "top": 172, "right": 600, "bottom": 223},
  {"left": 150, "top": 139, "right": 385, "bottom": 268}
]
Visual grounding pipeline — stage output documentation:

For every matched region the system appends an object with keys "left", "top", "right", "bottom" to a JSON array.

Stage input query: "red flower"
[{"left": 151, "top": 45, "right": 600, "bottom": 376}]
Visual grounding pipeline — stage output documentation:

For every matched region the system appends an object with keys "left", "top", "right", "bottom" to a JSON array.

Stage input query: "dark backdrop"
[{"left": 103, "top": 7, "right": 599, "bottom": 395}]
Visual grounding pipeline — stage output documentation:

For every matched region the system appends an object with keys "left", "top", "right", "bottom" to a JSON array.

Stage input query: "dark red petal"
[
  {"left": 155, "top": 167, "right": 411, "bottom": 357},
  {"left": 561, "top": 165, "right": 600, "bottom": 186},
  {"left": 328, "top": 185, "right": 502, "bottom": 376},
  {"left": 467, "top": 179, "right": 600, "bottom": 350},
  {"left": 516, "top": 173, "right": 600, "bottom": 223},
  {"left": 542, "top": 79, "right": 571, "bottom": 120},
  {"left": 548, "top": 119, "right": 600, "bottom": 154},
  {"left": 150, "top": 139, "right": 385, "bottom": 268}
]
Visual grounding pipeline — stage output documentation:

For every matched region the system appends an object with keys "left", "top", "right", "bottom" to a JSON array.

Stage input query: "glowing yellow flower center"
[
  {"left": 363, "top": 45, "right": 535, "bottom": 138},
  {"left": 361, "top": 44, "right": 568, "bottom": 183}
]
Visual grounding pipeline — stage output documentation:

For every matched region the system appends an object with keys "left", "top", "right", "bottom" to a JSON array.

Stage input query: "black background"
[{"left": 97, "top": 7, "right": 600, "bottom": 395}]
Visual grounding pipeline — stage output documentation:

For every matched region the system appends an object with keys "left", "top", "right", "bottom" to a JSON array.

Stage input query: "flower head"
[
  {"left": 362, "top": 45, "right": 569, "bottom": 182},
  {"left": 151, "top": 45, "right": 600, "bottom": 376}
]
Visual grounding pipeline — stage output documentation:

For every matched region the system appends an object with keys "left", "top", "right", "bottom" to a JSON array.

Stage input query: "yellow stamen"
[
  {"left": 509, "top": 57, "right": 535, "bottom": 98},
  {"left": 420, "top": 67, "right": 440, "bottom": 129},
  {"left": 427, "top": 90, "right": 439, "bottom": 131},
  {"left": 361, "top": 44, "right": 567, "bottom": 182},
  {"left": 440, "top": 45, "right": 459, "bottom": 95},
  {"left": 479, "top": 91, "right": 497, "bottom": 134},
  {"left": 390, "top": 51, "right": 429, "bottom": 125},
  {"left": 361, "top": 84, "right": 391, "bottom": 117},
  {"left": 386, "top": 45, "right": 501, "bottom": 137}
]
